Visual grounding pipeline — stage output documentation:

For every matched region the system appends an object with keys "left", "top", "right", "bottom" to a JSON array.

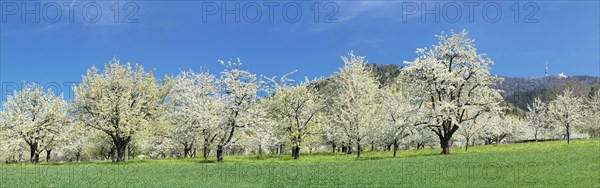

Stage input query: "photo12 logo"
[
  {"left": 1, "top": 82, "right": 76, "bottom": 100},
  {"left": 0, "top": 1, "right": 139, "bottom": 23},
  {"left": 201, "top": 1, "right": 339, "bottom": 23},
  {"left": 402, "top": 2, "right": 539, "bottom": 23}
]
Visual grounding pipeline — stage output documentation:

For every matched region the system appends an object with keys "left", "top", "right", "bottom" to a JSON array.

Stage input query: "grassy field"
[{"left": 1, "top": 139, "right": 598, "bottom": 187}]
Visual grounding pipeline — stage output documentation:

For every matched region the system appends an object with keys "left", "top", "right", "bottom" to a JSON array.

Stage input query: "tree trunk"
[
  {"left": 112, "top": 138, "right": 129, "bottom": 163},
  {"left": 436, "top": 120, "right": 457, "bottom": 154},
  {"left": 416, "top": 142, "right": 424, "bottom": 150},
  {"left": 183, "top": 142, "right": 195, "bottom": 158},
  {"left": 332, "top": 143, "right": 336, "bottom": 153},
  {"left": 393, "top": 142, "right": 398, "bottom": 158},
  {"left": 356, "top": 142, "right": 361, "bottom": 160},
  {"left": 116, "top": 143, "right": 127, "bottom": 162},
  {"left": 258, "top": 144, "right": 262, "bottom": 155},
  {"left": 566, "top": 126, "right": 571, "bottom": 144},
  {"left": 440, "top": 139, "right": 451, "bottom": 155},
  {"left": 46, "top": 149, "right": 52, "bottom": 162},
  {"left": 279, "top": 144, "right": 284, "bottom": 154},
  {"left": 110, "top": 136, "right": 130, "bottom": 163},
  {"left": 371, "top": 142, "right": 374, "bottom": 151},
  {"left": 109, "top": 147, "right": 116, "bottom": 162},
  {"left": 127, "top": 146, "right": 132, "bottom": 159},
  {"left": 76, "top": 152, "right": 81, "bottom": 162},
  {"left": 293, "top": 146, "right": 300, "bottom": 160},
  {"left": 203, "top": 145, "right": 210, "bottom": 160},
  {"left": 465, "top": 137, "right": 470, "bottom": 152},
  {"left": 29, "top": 143, "right": 39, "bottom": 163},
  {"left": 216, "top": 145, "right": 224, "bottom": 162},
  {"left": 183, "top": 147, "right": 188, "bottom": 158}
]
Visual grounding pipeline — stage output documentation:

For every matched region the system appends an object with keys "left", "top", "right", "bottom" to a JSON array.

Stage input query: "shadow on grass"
[{"left": 197, "top": 160, "right": 217, "bottom": 164}]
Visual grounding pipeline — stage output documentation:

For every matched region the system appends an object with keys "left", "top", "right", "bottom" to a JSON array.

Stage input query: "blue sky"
[{"left": 0, "top": 1, "right": 599, "bottom": 99}]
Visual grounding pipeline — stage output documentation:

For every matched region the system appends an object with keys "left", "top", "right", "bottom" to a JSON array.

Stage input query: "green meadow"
[{"left": 1, "top": 139, "right": 598, "bottom": 187}]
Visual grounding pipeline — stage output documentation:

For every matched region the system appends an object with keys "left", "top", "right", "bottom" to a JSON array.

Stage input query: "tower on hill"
[{"left": 545, "top": 60, "right": 549, "bottom": 77}]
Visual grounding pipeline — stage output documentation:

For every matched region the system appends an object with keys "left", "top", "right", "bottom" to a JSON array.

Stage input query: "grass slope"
[{"left": 1, "top": 139, "right": 598, "bottom": 187}]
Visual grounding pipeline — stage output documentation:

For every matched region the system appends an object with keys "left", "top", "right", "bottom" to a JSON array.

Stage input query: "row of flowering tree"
[
  {"left": 1, "top": 30, "right": 598, "bottom": 163},
  {"left": 525, "top": 89, "right": 598, "bottom": 144}
]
